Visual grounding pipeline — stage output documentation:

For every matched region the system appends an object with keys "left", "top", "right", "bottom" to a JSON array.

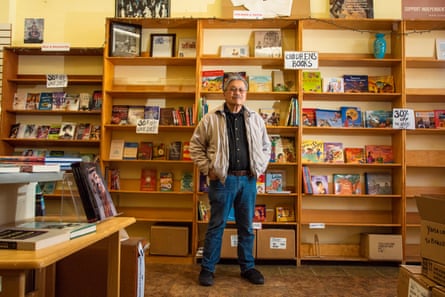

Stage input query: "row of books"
[
  {"left": 13, "top": 90, "right": 102, "bottom": 111},
  {"left": 260, "top": 97, "right": 298, "bottom": 127},
  {"left": 111, "top": 105, "right": 195, "bottom": 126},
  {"left": 302, "top": 72, "right": 395, "bottom": 93},
  {"left": 109, "top": 140, "right": 191, "bottom": 161},
  {"left": 303, "top": 167, "right": 392, "bottom": 196},
  {"left": 301, "top": 141, "right": 394, "bottom": 164},
  {"left": 139, "top": 168, "right": 194, "bottom": 192},
  {"left": 9, "top": 122, "right": 101, "bottom": 141},
  {"left": 0, "top": 155, "right": 84, "bottom": 172},
  {"left": 253, "top": 204, "right": 295, "bottom": 223}
]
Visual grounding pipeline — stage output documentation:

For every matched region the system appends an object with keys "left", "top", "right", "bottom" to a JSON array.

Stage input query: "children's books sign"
[{"left": 284, "top": 51, "right": 318, "bottom": 70}]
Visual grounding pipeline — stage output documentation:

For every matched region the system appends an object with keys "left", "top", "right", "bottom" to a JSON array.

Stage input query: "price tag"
[
  {"left": 135, "top": 118, "right": 159, "bottom": 134},
  {"left": 46, "top": 74, "right": 68, "bottom": 88},
  {"left": 284, "top": 51, "right": 319, "bottom": 69},
  {"left": 393, "top": 108, "right": 415, "bottom": 130}
]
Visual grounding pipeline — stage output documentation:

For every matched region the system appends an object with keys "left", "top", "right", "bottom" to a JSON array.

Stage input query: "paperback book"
[
  {"left": 365, "top": 172, "right": 392, "bottom": 195},
  {"left": 111, "top": 105, "right": 129, "bottom": 125},
  {"left": 25, "top": 93, "right": 40, "bottom": 110},
  {"left": 140, "top": 168, "right": 157, "bottom": 191},
  {"left": 311, "top": 175, "right": 329, "bottom": 194},
  {"left": 344, "top": 147, "right": 365, "bottom": 164},
  {"left": 301, "top": 139, "right": 324, "bottom": 163},
  {"left": 333, "top": 173, "right": 361, "bottom": 195},
  {"left": 434, "top": 109, "right": 445, "bottom": 128},
  {"left": 159, "top": 171, "right": 174, "bottom": 192},
  {"left": 123, "top": 142, "right": 139, "bottom": 160},
  {"left": 265, "top": 170, "right": 289, "bottom": 193},
  {"left": 38, "top": 92, "right": 53, "bottom": 110},
  {"left": 323, "top": 142, "right": 344, "bottom": 163},
  {"left": 138, "top": 141, "right": 153, "bottom": 160}
]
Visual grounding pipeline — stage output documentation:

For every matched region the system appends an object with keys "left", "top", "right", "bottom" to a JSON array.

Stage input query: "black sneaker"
[
  {"left": 199, "top": 269, "right": 214, "bottom": 286},
  {"left": 241, "top": 268, "right": 265, "bottom": 284}
]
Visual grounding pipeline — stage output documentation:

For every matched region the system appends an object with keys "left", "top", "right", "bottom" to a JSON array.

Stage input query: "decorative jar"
[{"left": 373, "top": 33, "right": 386, "bottom": 59}]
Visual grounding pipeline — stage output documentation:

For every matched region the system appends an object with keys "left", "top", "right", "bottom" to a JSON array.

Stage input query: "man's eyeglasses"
[{"left": 228, "top": 87, "right": 247, "bottom": 93}]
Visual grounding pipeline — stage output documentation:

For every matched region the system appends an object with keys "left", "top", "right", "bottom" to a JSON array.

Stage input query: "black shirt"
[{"left": 224, "top": 104, "right": 250, "bottom": 172}]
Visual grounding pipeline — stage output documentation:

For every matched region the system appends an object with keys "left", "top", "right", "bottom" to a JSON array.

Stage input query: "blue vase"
[{"left": 373, "top": 33, "right": 386, "bottom": 59}]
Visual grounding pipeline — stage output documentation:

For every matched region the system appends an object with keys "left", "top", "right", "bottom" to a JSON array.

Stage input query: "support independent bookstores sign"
[{"left": 403, "top": 0, "right": 445, "bottom": 19}]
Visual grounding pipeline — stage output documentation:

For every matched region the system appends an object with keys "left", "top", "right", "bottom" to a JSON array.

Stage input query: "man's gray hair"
[{"left": 223, "top": 75, "right": 248, "bottom": 92}]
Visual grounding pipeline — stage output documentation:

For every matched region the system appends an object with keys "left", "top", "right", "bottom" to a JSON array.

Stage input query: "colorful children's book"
[
  {"left": 323, "top": 77, "right": 344, "bottom": 92},
  {"left": 341, "top": 106, "right": 362, "bottom": 127},
  {"left": 364, "top": 110, "right": 393, "bottom": 128},
  {"left": 302, "top": 108, "right": 316, "bottom": 127},
  {"left": 368, "top": 75, "right": 395, "bottom": 93},
  {"left": 311, "top": 175, "right": 329, "bottom": 194},
  {"left": 434, "top": 109, "right": 445, "bottom": 128},
  {"left": 302, "top": 71, "right": 322, "bottom": 93},
  {"left": 265, "top": 170, "right": 288, "bottom": 193},
  {"left": 256, "top": 173, "right": 265, "bottom": 194},
  {"left": 201, "top": 70, "right": 224, "bottom": 92},
  {"left": 38, "top": 92, "right": 53, "bottom": 110},
  {"left": 333, "top": 173, "right": 361, "bottom": 195},
  {"left": 343, "top": 75, "right": 368, "bottom": 93},
  {"left": 365, "top": 145, "right": 394, "bottom": 164},
  {"left": 249, "top": 75, "right": 273, "bottom": 92},
  {"left": 269, "top": 135, "right": 296, "bottom": 163},
  {"left": 323, "top": 142, "right": 344, "bottom": 163},
  {"left": 159, "top": 171, "right": 174, "bottom": 192},
  {"left": 301, "top": 139, "right": 324, "bottom": 163},
  {"left": 260, "top": 107, "right": 281, "bottom": 126},
  {"left": 344, "top": 147, "right": 365, "bottom": 164},
  {"left": 315, "top": 109, "right": 343, "bottom": 127},
  {"left": 414, "top": 110, "right": 435, "bottom": 128}
]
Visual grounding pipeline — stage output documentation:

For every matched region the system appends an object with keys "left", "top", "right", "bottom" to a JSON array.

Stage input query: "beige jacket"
[{"left": 189, "top": 104, "right": 271, "bottom": 183}]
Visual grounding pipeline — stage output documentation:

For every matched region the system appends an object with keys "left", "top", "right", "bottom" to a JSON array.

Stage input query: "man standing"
[{"left": 189, "top": 74, "right": 271, "bottom": 286}]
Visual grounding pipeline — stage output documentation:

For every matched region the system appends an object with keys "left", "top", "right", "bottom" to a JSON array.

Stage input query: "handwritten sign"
[
  {"left": 393, "top": 108, "right": 415, "bottom": 130},
  {"left": 46, "top": 74, "right": 68, "bottom": 88},
  {"left": 284, "top": 51, "right": 318, "bottom": 69},
  {"left": 136, "top": 118, "right": 159, "bottom": 134}
]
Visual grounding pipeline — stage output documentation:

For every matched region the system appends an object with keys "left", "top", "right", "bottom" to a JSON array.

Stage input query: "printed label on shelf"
[{"left": 309, "top": 223, "right": 325, "bottom": 229}]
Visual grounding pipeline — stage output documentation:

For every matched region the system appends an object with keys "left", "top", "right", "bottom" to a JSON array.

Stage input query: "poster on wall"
[
  {"left": 402, "top": 0, "right": 445, "bottom": 19},
  {"left": 116, "top": 0, "right": 170, "bottom": 18},
  {"left": 329, "top": 0, "right": 374, "bottom": 19},
  {"left": 24, "top": 18, "right": 44, "bottom": 44}
]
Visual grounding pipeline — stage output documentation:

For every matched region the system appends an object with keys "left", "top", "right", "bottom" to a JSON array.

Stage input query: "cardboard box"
[
  {"left": 422, "top": 257, "right": 445, "bottom": 287},
  {"left": 416, "top": 195, "right": 445, "bottom": 265},
  {"left": 121, "top": 238, "right": 146, "bottom": 297},
  {"left": 397, "top": 264, "right": 437, "bottom": 297},
  {"left": 221, "top": 0, "right": 310, "bottom": 19},
  {"left": 150, "top": 225, "right": 189, "bottom": 256},
  {"left": 257, "top": 229, "right": 295, "bottom": 259},
  {"left": 360, "top": 233, "right": 403, "bottom": 261},
  {"left": 397, "top": 265, "right": 422, "bottom": 297},
  {"left": 221, "top": 228, "right": 256, "bottom": 258},
  {"left": 433, "top": 287, "right": 445, "bottom": 297}
]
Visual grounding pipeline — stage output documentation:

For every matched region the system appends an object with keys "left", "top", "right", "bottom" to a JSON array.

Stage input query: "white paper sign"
[
  {"left": 46, "top": 74, "right": 68, "bottom": 88},
  {"left": 136, "top": 118, "right": 159, "bottom": 134},
  {"left": 284, "top": 51, "right": 319, "bottom": 69},
  {"left": 309, "top": 223, "right": 326, "bottom": 229},
  {"left": 270, "top": 237, "right": 287, "bottom": 249},
  {"left": 393, "top": 108, "right": 415, "bottom": 130}
]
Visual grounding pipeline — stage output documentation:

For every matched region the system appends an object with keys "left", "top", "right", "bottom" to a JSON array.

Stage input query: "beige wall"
[{"left": 0, "top": 0, "right": 401, "bottom": 46}]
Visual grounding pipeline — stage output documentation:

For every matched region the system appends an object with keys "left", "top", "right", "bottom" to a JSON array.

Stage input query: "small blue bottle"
[{"left": 373, "top": 33, "right": 386, "bottom": 59}]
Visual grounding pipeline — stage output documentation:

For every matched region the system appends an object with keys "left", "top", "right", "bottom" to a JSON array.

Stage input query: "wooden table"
[{"left": 0, "top": 216, "right": 135, "bottom": 297}]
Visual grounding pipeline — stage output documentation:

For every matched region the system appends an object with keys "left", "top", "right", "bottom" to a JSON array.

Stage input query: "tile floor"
[{"left": 144, "top": 262, "right": 400, "bottom": 297}]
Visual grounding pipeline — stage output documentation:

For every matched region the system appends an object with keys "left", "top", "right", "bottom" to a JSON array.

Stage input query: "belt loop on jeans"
[{"left": 228, "top": 170, "right": 251, "bottom": 176}]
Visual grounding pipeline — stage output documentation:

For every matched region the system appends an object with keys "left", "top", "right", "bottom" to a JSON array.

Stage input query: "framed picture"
[
  {"left": 436, "top": 38, "right": 445, "bottom": 60},
  {"left": 115, "top": 0, "right": 170, "bottom": 18},
  {"left": 150, "top": 34, "right": 176, "bottom": 57},
  {"left": 220, "top": 45, "right": 249, "bottom": 58},
  {"left": 177, "top": 38, "right": 197, "bottom": 57},
  {"left": 109, "top": 22, "right": 142, "bottom": 57},
  {"left": 254, "top": 30, "right": 282, "bottom": 58}
]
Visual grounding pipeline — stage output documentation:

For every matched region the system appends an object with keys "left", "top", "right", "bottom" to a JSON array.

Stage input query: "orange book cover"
[{"left": 140, "top": 168, "right": 157, "bottom": 191}]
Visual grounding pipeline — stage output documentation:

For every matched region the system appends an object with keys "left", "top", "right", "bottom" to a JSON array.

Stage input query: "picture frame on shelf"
[
  {"left": 177, "top": 37, "right": 197, "bottom": 57},
  {"left": 436, "top": 38, "right": 445, "bottom": 60},
  {"left": 115, "top": 0, "right": 170, "bottom": 18},
  {"left": 109, "top": 22, "right": 142, "bottom": 57},
  {"left": 150, "top": 33, "right": 176, "bottom": 57},
  {"left": 220, "top": 45, "right": 249, "bottom": 58}
]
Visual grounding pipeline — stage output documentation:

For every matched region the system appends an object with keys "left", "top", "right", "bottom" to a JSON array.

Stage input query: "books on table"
[{"left": 16, "top": 221, "right": 96, "bottom": 239}]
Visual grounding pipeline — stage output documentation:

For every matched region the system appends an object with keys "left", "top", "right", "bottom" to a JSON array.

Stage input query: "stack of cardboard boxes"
[{"left": 398, "top": 195, "right": 445, "bottom": 297}]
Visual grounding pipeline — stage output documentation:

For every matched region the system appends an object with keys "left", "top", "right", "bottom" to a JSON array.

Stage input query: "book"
[
  {"left": 38, "top": 92, "right": 53, "bottom": 110},
  {"left": 256, "top": 173, "right": 265, "bottom": 194},
  {"left": 0, "top": 164, "right": 21, "bottom": 173},
  {"left": 330, "top": 0, "right": 374, "bottom": 19},
  {"left": 36, "top": 125, "right": 50, "bottom": 139},
  {"left": 159, "top": 171, "right": 174, "bottom": 192},
  {"left": 322, "top": 77, "right": 344, "bottom": 92},
  {"left": 111, "top": 105, "right": 129, "bottom": 125},
  {"left": 0, "top": 227, "right": 69, "bottom": 250},
  {"left": 315, "top": 109, "right": 343, "bottom": 127},
  {"left": 368, "top": 75, "right": 395, "bottom": 93},
  {"left": 159, "top": 107, "right": 175, "bottom": 125},
  {"left": 91, "top": 90, "right": 103, "bottom": 110},
  {"left": 31, "top": 163, "right": 61, "bottom": 173},
  {"left": 89, "top": 124, "right": 101, "bottom": 140},
  {"left": 341, "top": 106, "right": 362, "bottom": 127},
  {"left": 254, "top": 30, "right": 282, "bottom": 58},
  {"left": 152, "top": 143, "right": 166, "bottom": 160},
  {"left": 269, "top": 135, "right": 296, "bottom": 163},
  {"left": 254, "top": 204, "right": 266, "bottom": 222},
  {"left": 344, "top": 147, "right": 365, "bottom": 164},
  {"left": 182, "top": 141, "right": 191, "bottom": 161},
  {"left": 180, "top": 172, "right": 193, "bottom": 192},
  {"left": 275, "top": 205, "right": 295, "bottom": 222},
  {"left": 127, "top": 105, "right": 145, "bottom": 125},
  {"left": 365, "top": 145, "right": 394, "bottom": 164},
  {"left": 23, "top": 124, "right": 38, "bottom": 138},
  {"left": 201, "top": 70, "right": 224, "bottom": 92},
  {"left": 285, "top": 97, "right": 299, "bottom": 126},
  {"left": 58, "top": 122, "right": 76, "bottom": 140},
  {"left": 414, "top": 110, "right": 435, "bottom": 128},
  {"left": 79, "top": 92, "right": 91, "bottom": 111},
  {"left": 260, "top": 107, "right": 281, "bottom": 126},
  {"left": 144, "top": 105, "right": 160, "bottom": 120},
  {"left": 343, "top": 75, "right": 369, "bottom": 93},
  {"left": 265, "top": 170, "right": 289, "bottom": 193},
  {"left": 140, "top": 168, "right": 157, "bottom": 191},
  {"left": 364, "top": 172, "right": 392, "bottom": 195},
  {"left": 16, "top": 221, "right": 96, "bottom": 239},
  {"left": 434, "top": 109, "right": 445, "bottom": 128},
  {"left": 198, "top": 200, "right": 208, "bottom": 221},
  {"left": 109, "top": 139, "right": 125, "bottom": 160},
  {"left": 65, "top": 94, "right": 80, "bottom": 111},
  {"left": 323, "top": 142, "right": 344, "bottom": 163},
  {"left": 302, "top": 166, "right": 313, "bottom": 194},
  {"left": 168, "top": 141, "right": 182, "bottom": 160},
  {"left": 123, "top": 142, "right": 139, "bottom": 160},
  {"left": 272, "top": 70, "right": 289, "bottom": 91},
  {"left": 301, "top": 139, "right": 324, "bottom": 163},
  {"left": 302, "top": 71, "right": 322, "bottom": 92},
  {"left": 302, "top": 108, "right": 316, "bottom": 127},
  {"left": 25, "top": 92, "right": 40, "bottom": 110},
  {"left": 311, "top": 175, "right": 329, "bottom": 194},
  {"left": 75, "top": 123, "right": 91, "bottom": 140},
  {"left": 52, "top": 92, "right": 67, "bottom": 110},
  {"left": 333, "top": 173, "right": 361, "bottom": 195},
  {"left": 71, "top": 162, "right": 118, "bottom": 222},
  {"left": 138, "top": 141, "right": 153, "bottom": 160},
  {"left": 13, "top": 92, "right": 27, "bottom": 110},
  {"left": 364, "top": 110, "right": 393, "bottom": 128},
  {"left": 249, "top": 75, "right": 273, "bottom": 92}
]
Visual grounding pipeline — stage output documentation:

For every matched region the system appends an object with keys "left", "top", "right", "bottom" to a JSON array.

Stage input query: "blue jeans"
[{"left": 201, "top": 175, "right": 257, "bottom": 273}]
